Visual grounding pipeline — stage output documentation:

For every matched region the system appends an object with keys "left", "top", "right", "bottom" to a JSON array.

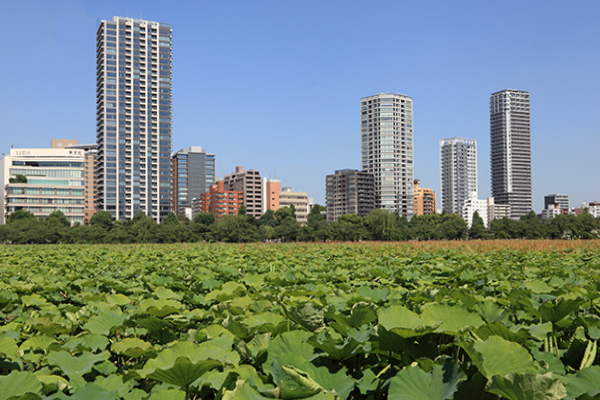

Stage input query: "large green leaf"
[
  {"left": 47, "top": 350, "right": 111, "bottom": 378},
  {"left": 0, "top": 370, "right": 42, "bottom": 400},
  {"left": 137, "top": 341, "right": 227, "bottom": 389},
  {"left": 486, "top": 373, "right": 567, "bottom": 400},
  {"left": 462, "top": 336, "right": 539, "bottom": 379},
  {"left": 535, "top": 297, "right": 586, "bottom": 323},
  {"left": 388, "top": 359, "right": 467, "bottom": 400},
  {"left": 421, "top": 303, "right": 485, "bottom": 335},
  {"left": 83, "top": 309, "right": 127, "bottom": 336},
  {"left": 562, "top": 365, "right": 600, "bottom": 398},
  {"left": 378, "top": 305, "right": 440, "bottom": 338},
  {"left": 111, "top": 338, "right": 152, "bottom": 358},
  {"left": 288, "top": 303, "right": 324, "bottom": 331}
]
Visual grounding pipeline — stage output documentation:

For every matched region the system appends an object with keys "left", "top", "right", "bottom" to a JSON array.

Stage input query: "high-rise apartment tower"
[
  {"left": 440, "top": 137, "right": 477, "bottom": 216},
  {"left": 361, "top": 93, "right": 414, "bottom": 217},
  {"left": 490, "top": 89, "right": 532, "bottom": 219},
  {"left": 95, "top": 17, "right": 173, "bottom": 222}
]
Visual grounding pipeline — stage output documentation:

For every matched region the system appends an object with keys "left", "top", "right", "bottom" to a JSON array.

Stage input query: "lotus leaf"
[{"left": 486, "top": 372, "right": 567, "bottom": 400}]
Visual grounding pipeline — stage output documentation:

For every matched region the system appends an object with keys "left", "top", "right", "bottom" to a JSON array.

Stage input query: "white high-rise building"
[
  {"left": 361, "top": 93, "right": 414, "bottom": 217},
  {"left": 95, "top": 17, "right": 172, "bottom": 222},
  {"left": 490, "top": 89, "right": 532, "bottom": 219},
  {"left": 440, "top": 137, "right": 477, "bottom": 216}
]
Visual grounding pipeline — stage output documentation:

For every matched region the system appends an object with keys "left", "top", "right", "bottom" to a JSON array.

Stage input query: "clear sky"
[{"left": 1, "top": 1, "right": 599, "bottom": 212}]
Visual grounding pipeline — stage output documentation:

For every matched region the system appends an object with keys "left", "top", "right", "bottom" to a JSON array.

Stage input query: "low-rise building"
[
  {"left": 279, "top": 187, "right": 309, "bottom": 224},
  {"left": 542, "top": 203, "right": 562, "bottom": 219},
  {"left": 544, "top": 194, "right": 570, "bottom": 213},
  {"left": 413, "top": 179, "right": 437, "bottom": 216}
]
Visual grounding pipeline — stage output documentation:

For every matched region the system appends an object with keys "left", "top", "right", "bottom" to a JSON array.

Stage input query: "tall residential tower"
[
  {"left": 490, "top": 89, "right": 532, "bottom": 219},
  {"left": 95, "top": 17, "right": 173, "bottom": 222},
  {"left": 361, "top": 93, "right": 414, "bottom": 217},
  {"left": 440, "top": 137, "right": 477, "bottom": 216}
]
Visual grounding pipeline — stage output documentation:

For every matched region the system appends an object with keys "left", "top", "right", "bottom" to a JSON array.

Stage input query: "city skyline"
[{"left": 1, "top": 1, "right": 599, "bottom": 212}]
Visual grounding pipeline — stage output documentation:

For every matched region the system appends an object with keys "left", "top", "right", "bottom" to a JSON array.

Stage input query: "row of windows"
[
  {"left": 6, "top": 197, "right": 84, "bottom": 205},
  {"left": 7, "top": 187, "right": 83, "bottom": 196},
  {"left": 10, "top": 169, "right": 84, "bottom": 178}
]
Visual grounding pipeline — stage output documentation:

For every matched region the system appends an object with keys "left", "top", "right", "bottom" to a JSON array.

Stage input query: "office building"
[
  {"left": 223, "top": 166, "right": 263, "bottom": 218},
  {"left": 361, "top": 93, "right": 414, "bottom": 217},
  {"left": 544, "top": 194, "right": 569, "bottom": 213},
  {"left": 326, "top": 169, "right": 375, "bottom": 221},
  {"left": 440, "top": 137, "right": 477, "bottom": 216},
  {"left": 192, "top": 181, "right": 242, "bottom": 219},
  {"left": 490, "top": 89, "right": 532, "bottom": 219},
  {"left": 171, "top": 146, "right": 215, "bottom": 216},
  {"left": 279, "top": 188, "right": 309, "bottom": 224},
  {"left": 262, "top": 178, "right": 281, "bottom": 213},
  {"left": 0, "top": 147, "right": 85, "bottom": 225},
  {"left": 95, "top": 17, "right": 173, "bottom": 222},
  {"left": 413, "top": 179, "right": 437, "bottom": 216}
]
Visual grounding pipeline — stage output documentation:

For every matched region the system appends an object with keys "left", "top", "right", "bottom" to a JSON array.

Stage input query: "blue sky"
[{"left": 1, "top": 1, "right": 599, "bottom": 212}]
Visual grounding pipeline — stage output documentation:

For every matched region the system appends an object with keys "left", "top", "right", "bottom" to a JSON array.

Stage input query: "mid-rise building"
[
  {"left": 542, "top": 204, "right": 562, "bottom": 219},
  {"left": 544, "top": 194, "right": 569, "bottom": 213},
  {"left": 61, "top": 142, "right": 98, "bottom": 224},
  {"left": 95, "top": 16, "right": 173, "bottom": 222},
  {"left": 413, "top": 179, "right": 437, "bottom": 216},
  {"left": 262, "top": 178, "right": 281, "bottom": 213},
  {"left": 0, "top": 147, "right": 86, "bottom": 225},
  {"left": 223, "top": 166, "right": 263, "bottom": 218},
  {"left": 487, "top": 197, "right": 511, "bottom": 225},
  {"left": 192, "top": 180, "right": 242, "bottom": 219},
  {"left": 326, "top": 169, "right": 375, "bottom": 221},
  {"left": 171, "top": 146, "right": 215, "bottom": 215},
  {"left": 361, "top": 93, "right": 414, "bottom": 217},
  {"left": 279, "top": 188, "right": 309, "bottom": 224},
  {"left": 490, "top": 89, "right": 532, "bottom": 219},
  {"left": 440, "top": 137, "right": 477, "bottom": 216}
]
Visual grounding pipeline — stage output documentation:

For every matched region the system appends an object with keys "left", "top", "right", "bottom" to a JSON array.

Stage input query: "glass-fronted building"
[
  {"left": 0, "top": 148, "right": 86, "bottom": 224},
  {"left": 170, "top": 146, "right": 216, "bottom": 216}
]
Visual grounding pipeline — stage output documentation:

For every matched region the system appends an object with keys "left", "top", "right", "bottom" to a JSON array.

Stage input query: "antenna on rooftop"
[{"left": 11, "top": 143, "right": 13, "bottom": 149}]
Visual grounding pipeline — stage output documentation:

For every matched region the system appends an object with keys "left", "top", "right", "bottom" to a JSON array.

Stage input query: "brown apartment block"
[
  {"left": 223, "top": 166, "right": 263, "bottom": 218},
  {"left": 52, "top": 140, "right": 97, "bottom": 224},
  {"left": 192, "top": 181, "right": 242, "bottom": 219},
  {"left": 413, "top": 179, "right": 437, "bottom": 216}
]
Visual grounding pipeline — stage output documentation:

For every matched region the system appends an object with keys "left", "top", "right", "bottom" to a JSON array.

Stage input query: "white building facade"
[
  {"left": 0, "top": 148, "right": 86, "bottom": 225},
  {"left": 461, "top": 197, "right": 489, "bottom": 228},
  {"left": 440, "top": 137, "right": 477, "bottom": 216}
]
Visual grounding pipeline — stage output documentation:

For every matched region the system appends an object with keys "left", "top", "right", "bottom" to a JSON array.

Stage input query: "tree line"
[{"left": 0, "top": 205, "right": 598, "bottom": 244}]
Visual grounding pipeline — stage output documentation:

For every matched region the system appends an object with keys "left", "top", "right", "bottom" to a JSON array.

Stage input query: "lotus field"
[{"left": 3, "top": 241, "right": 600, "bottom": 399}]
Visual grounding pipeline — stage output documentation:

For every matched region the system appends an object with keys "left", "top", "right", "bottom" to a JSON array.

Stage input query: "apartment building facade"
[
  {"left": 223, "top": 166, "right": 263, "bottom": 218},
  {"left": 95, "top": 16, "right": 172, "bottom": 222},
  {"left": 490, "top": 89, "right": 532, "bottom": 219},
  {"left": 440, "top": 137, "right": 477, "bottom": 216},
  {"left": 361, "top": 93, "right": 414, "bottom": 217},
  {"left": 171, "top": 146, "right": 215, "bottom": 215},
  {"left": 413, "top": 179, "right": 437, "bottom": 216},
  {"left": 325, "top": 169, "right": 375, "bottom": 221}
]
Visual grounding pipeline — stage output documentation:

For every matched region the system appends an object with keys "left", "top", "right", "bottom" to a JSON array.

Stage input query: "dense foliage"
[
  {"left": 1, "top": 208, "right": 599, "bottom": 244},
  {"left": 1, "top": 242, "right": 600, "bottom": 399}
]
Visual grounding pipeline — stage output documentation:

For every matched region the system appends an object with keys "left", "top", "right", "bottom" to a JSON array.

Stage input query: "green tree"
[
  {"left": 469, "top": 211, "right": 487, "bottom": 239},
  {"left": 332, "top": 214, "right": 368, "bottom": 241},
  {"left": 307, "top": 204, "right": 326, "bottom": 225},
  {"left": 518, "top": 210, "right": 544, "bottom": 239},
  {"left": 238, "top": 205, "right": 247, "bottom": 216},
  {"left": 258, "top": 209, "right": 277, "bottom": 227},
  {"left": 90, "top": 211, "right": 114, "bottom": 230},
  {"left": 6, "top": 209, "right": 36, "bottom": 224},
  {"left": 211, "top": 215, "right": 258, "bottom": 242},
  {"left": 275, "top": 206, "right": 295, "bottom": 225},
  {"left": 365, "top": 209, "right": 397, "bottom": 240},
  {"left": 161, "top": 211, "right": 179, "bottom": 225},
  {"left": 436, "top": 213, "right": 468, "bottom": 240},
  {"left": 489, "top": 217, "right": 519, "bottom": 239},
  {"left": 194, "top": 212, "right": 215, "bottom": 226},
  {"left": 45, "top": 211, "right": 71, "bottom": 228}
]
